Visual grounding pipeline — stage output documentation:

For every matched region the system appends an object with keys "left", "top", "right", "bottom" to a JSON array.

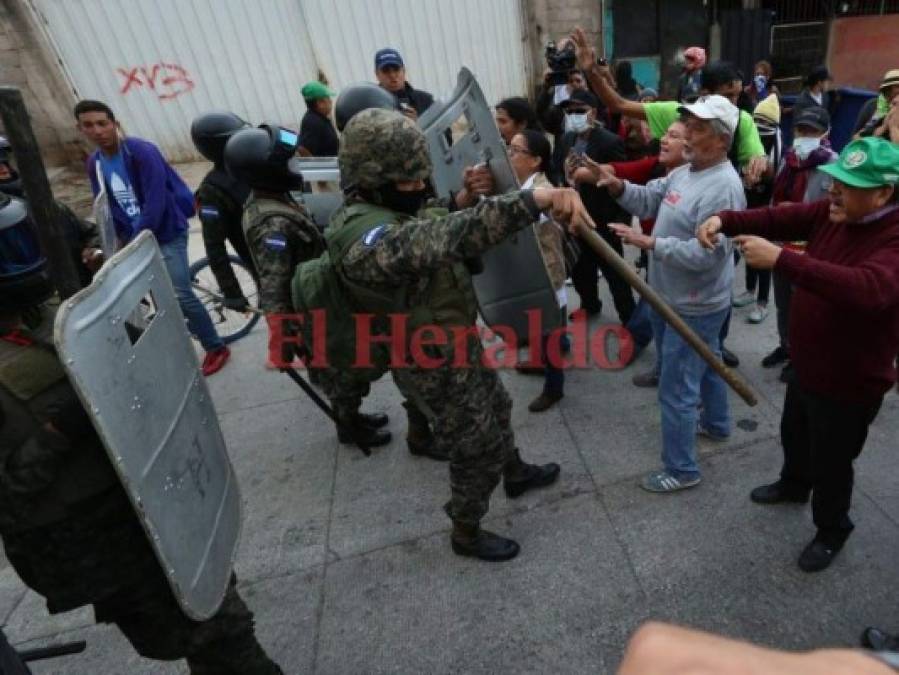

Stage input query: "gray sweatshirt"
[{"left": 617, "top": 160, "right": 746, "bottom": 316}]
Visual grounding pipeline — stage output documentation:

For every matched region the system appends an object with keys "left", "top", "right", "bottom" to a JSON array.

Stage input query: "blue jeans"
[
  {"left": 650, "top": 306, "right": 731, "bottom": 480},
  {"left": 159, "top": 233, "right": 223, "bottom": 352}
]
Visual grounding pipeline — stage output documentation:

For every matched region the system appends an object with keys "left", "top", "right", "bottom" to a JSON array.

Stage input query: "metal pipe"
[{"left": 577, "top": 227, "right": 759, "bottom": 407}]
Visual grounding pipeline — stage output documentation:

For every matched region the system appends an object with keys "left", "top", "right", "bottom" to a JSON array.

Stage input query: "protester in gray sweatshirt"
[{"left": 597, "top": 95, "right": 746, "bottom": 493}]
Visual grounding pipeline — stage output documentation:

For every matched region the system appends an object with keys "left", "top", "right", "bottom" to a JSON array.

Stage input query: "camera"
[{"left": 545, "top": 41, "right": 577, "bottom": 87}]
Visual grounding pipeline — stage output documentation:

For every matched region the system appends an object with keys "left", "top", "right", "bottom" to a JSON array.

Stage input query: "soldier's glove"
[{"left": 223, "top": 295, "right": 251, "bottom": 312}]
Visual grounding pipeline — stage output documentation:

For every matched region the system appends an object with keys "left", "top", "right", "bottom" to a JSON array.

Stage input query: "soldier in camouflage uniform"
[
  {"left": 297, "top": 108, "right": 594, "bottom": 560},
  {"left": 0, "top": 196, "right": 282, "bottom": 673},
  {"left": 191, "top": 111, "right": 258, "bottom": 310},
  {"left": 224, "top": 123, "right": 391, "bottom": 447}
]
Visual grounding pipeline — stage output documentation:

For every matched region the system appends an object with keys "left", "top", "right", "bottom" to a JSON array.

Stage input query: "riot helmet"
[
  {"left": 224, "top": 124, "right": 304, "bottom": 192},
  {"left": 339, "top": 108, "right": 431, "bottom": 190},
  {"left": 0, "top": 136, "right": 22, "bottom": 197},
  {"left": 334, "top": 82, "right": 398, "bottom": 132},
  {"left": 191, "top": 111, "right": 251, "bottom": 164},
  {"left": 0, "top": 193, "right": 53, "bottom": 312}
]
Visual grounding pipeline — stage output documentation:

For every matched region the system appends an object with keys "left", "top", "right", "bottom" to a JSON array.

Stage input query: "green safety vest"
[{"left": 291, "top": 202, "right": 479, "bottom": 378}]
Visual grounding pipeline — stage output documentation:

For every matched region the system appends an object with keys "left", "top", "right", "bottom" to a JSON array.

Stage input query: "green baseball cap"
[
  {"left": 819, "top": 137, "right": 899, "bottom": 189},
  {"left": 301, "top": 81, "right": 335, "bottom": 101}
]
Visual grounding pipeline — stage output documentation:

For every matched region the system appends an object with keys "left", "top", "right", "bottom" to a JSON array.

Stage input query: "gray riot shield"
[
  {"left": 290, "top": 157, "right": 343, "bottom": 231},
  {"left": 418, "top": 68, "right": 562, "bottom": 342},
  {"left": 53, "top": 231, "right": 241, "bottom": 621}
]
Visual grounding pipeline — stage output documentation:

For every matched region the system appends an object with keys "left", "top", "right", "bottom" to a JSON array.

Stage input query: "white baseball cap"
[{"left": 677, "top": 94, "right": 740, "bottom": 135}]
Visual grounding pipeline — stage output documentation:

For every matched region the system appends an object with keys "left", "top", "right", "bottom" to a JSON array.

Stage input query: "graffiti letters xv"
[{"left": 117, "top": 63, "right": 195, "bottom": 100}]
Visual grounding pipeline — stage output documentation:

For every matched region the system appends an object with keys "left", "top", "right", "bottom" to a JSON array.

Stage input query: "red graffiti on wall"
[{"left": 117, "top": 62, "right": 195, "bottom": 100}]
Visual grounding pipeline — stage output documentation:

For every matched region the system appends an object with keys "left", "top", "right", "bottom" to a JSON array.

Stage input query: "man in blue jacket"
[{"left": 76, "top": 100, "right": 230, "bottom": 375}]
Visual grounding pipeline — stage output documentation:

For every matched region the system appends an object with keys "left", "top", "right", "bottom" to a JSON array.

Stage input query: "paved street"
[{"left": 2, "top": 167, "right": 898, "bottom": 674}]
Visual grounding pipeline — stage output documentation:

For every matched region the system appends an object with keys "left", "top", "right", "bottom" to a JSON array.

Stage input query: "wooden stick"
[{"left": 577, "top": 227, "right": 758, "bottom": 407}]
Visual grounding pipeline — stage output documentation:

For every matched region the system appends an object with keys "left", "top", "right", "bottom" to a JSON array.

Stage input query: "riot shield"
[
  {"left": 54, "top": 231, "right": 241, "bottom": 621},
  {"left": 418, "top": 68, "right": 562, "bottom": 342},
  {"left": 290, "top": 157, "right": 343, "bottom": 231}
]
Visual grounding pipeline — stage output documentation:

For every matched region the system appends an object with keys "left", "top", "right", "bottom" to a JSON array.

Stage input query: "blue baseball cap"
[{"left": 374, "top": 48, "right": 404, "bottom": 71}]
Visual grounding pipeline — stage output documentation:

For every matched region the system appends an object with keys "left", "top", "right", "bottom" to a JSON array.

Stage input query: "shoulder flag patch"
[
  {"left": 362, "top": 224, "right": 387, "bottom": 247},
  {"left": 199, "top": 205, "right": 219, "bottom": 221},
  {"left": 263, "top": 232, "right": 288, "bottom": 251}
]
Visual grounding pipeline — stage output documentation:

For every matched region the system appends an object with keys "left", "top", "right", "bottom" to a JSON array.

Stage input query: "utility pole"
[{"left": 0, "top": 87, "right": 81, "bottom": 299}]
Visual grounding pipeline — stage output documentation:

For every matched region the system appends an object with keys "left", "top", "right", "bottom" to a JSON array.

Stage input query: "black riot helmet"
[
  {"left": 334, "top": 82, "right": 398, "bottom": 132},
  {"left": 0, "top": 193, "right": 53, "bottom": 312},
  {"left": 223, "top": 124, "right": 304, "bottom": 192},
  {"left": 191, "top": 111, "right": 251, "bottom": 164},
  {"left": 0, "top": 136, "right": 22, "bottom": 198}
]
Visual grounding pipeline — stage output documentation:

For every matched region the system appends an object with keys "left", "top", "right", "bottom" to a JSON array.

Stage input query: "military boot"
[
  {"left": 358, "top": 411, "right": 389, "bottom": 429},
  {"left": 451, "top": 521, "right": 520, "bottom": 561},
  {"left": 336, "top": 413, "right": 392, "bottom": 447},
  {"left": 403, "top": 401, "right": 449, "bottom": 461},
  {"left": 503, "top": 448, "right": 560, "bottom": 498}
]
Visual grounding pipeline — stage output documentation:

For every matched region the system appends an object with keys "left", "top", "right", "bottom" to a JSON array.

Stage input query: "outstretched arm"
[{"left": 571, "top": 27, "right": 646, "bottom": 120}]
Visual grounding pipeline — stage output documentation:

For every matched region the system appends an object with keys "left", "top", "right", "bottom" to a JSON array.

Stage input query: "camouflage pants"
[
  {"left": 311, "top": 366, "right": 378, "bottom": 423},
  {"left": 394, "top": 345, "right": 516, "bottom": 525},
  {"left": 112, "top": 575, "right": 282, "bottom": 675}
]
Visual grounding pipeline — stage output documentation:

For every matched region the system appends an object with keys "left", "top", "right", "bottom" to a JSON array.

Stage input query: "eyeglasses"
[{"left": 508, "top": 145, "right": 534, "bottom": 157}]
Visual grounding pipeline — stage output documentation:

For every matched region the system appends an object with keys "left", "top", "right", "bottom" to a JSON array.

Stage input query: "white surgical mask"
[
  {"left": 565, "top": 113, "right": 590, "bottom": 134},
  {"left": 793, "top": 136, "right": 821, "bottom": 160}
]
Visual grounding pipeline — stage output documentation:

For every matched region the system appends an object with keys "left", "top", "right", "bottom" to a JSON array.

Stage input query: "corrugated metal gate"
[{"left": 30, "top": 0, "right": 527, "bottom": 161}]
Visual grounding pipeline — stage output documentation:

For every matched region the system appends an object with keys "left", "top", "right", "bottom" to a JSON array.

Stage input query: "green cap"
[
  {"left": 819, "top": 137, "right": 899, "bottom": 189},
  {"left": 301, "top": 81, "right": 335, "bottom": 101}
]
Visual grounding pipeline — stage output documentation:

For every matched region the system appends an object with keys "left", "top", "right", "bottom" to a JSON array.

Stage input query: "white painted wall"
[{"left": 31, "top": 0, "right": 527, "bottom": 161}]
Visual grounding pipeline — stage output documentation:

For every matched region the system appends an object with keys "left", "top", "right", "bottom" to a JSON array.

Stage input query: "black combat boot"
[
  {"left": 403, "top": 401, "right": 448, "bottom": 461},
  {"left": 503, "top": 448, "right": 560, "bottom": 498},
  {"left": 357, "top": 411, "right": 389, "bottom": 428},
  {"left": 451, "top": 521, "right": 520, "bottom": 561},
  {"left": 336, "top": 413, "right": 392, "bottom": 447}
]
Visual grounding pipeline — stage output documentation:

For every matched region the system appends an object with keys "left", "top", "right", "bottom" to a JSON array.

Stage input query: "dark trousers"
[
  {"left": 779, "top": 381, "right": 882, "bottom": 544},
  {"left": 745, "top": 265, "right": 771, "bottom": 304},
  {"left": 571, "top": 228, "right": 635, "bottom": 323},
  {"left": 772, "top": 270, "right": 792, "bottom": 350}
]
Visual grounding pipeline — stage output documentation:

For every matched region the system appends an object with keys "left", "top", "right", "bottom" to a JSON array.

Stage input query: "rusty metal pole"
[
  {"left": 577, "top": 227, "right": 759, "bottom": 407},
  {"left": 0, "top": 87, "right": 81, "bottom": 299}
]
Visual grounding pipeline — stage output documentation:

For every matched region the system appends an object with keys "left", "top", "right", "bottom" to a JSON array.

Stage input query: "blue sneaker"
[{"left": 640, "top": 470, "right": 701, "bottom": 493}]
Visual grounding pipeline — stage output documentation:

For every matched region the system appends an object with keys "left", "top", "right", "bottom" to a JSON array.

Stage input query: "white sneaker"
[
  {"left": 747, "top": 304, "right": 769, "bottom": 324},
  {"left": 732, "top": 291, "right": 755, "bottom": 308}
]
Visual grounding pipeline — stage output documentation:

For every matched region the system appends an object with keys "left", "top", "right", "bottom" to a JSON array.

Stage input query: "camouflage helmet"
[{"left": 339, "top": 108, "right": 431, "bottom": 189}]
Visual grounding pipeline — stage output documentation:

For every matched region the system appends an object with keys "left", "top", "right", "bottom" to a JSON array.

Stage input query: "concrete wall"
[
  {"left": 522, "top": 0, "right": 603, "bottom": 97},
  {"left": 827, "top": 14, "right": 899, "bottom": 92},
  {"left": 0, "top": 0, "right": 82, "bottom": 166}
]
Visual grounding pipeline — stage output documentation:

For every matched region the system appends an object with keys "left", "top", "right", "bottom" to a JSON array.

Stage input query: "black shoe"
[
  {"left": 632, "top": 370, "right": 659, "bottom": 388},
  {"left": 451, "top": 529, "right": 520, "bottom": 561},
  {"left": 761, "top": 346, "right": 789, "bottom": 368},
  {"left": 798, "top": 536, "right": 845, "bottom": 573},
  {"left": 515, "top": 363, "right": 545, "bottom": 376},
  {"left": 528, "top": 391, "right": 563, "bottom": 412},
  {"left": 861, "top": 627, "right": 899, "bottom": 651},
  {"left": 750, "top": 480, "right": 809, "bottom": 505},
  {"left": 358, "top": 412, "right": 388, "bottom": 429},
  {"left": 504, "top": 461, "right": 561, "bottom": 498},
  {"left": 408, "top": 437, "right": 449, "bottom": 461},
  {"left": 337, "top": 424, "right": 392, "bottom": 447},
  {"left": 721, "top": 347, "right": 739, "bottom": 367},
  {"left": 779, "top": 362, "right": 794, "bottom": 383}
]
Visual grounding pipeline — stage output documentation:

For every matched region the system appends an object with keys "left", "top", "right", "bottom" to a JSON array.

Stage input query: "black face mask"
[{"left": 377, "top": 184, "right": 428, "bottom": 215}]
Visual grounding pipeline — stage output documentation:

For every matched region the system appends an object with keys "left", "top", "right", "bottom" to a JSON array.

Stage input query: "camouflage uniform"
[
  {"left": 0, "top": 305, "right": 281, "bottom": 674},
  {"left": 335, "top": 191, "right": 542, "bottom": 523},
  {"left": 242, "top": 193, "right": 371, "bottom": 422},
  {"left": 196, "top": 167, "right": 258, "bottom": 301}
]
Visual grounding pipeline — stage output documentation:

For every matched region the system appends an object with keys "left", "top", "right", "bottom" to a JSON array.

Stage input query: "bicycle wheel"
[{"left": 189, "top": 254, "right": 261, "bottom": 344}]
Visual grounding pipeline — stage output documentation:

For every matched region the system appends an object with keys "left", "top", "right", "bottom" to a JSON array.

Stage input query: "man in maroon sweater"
[{"left": 698, "top": 137, "right": 899, "bottom": 572}]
